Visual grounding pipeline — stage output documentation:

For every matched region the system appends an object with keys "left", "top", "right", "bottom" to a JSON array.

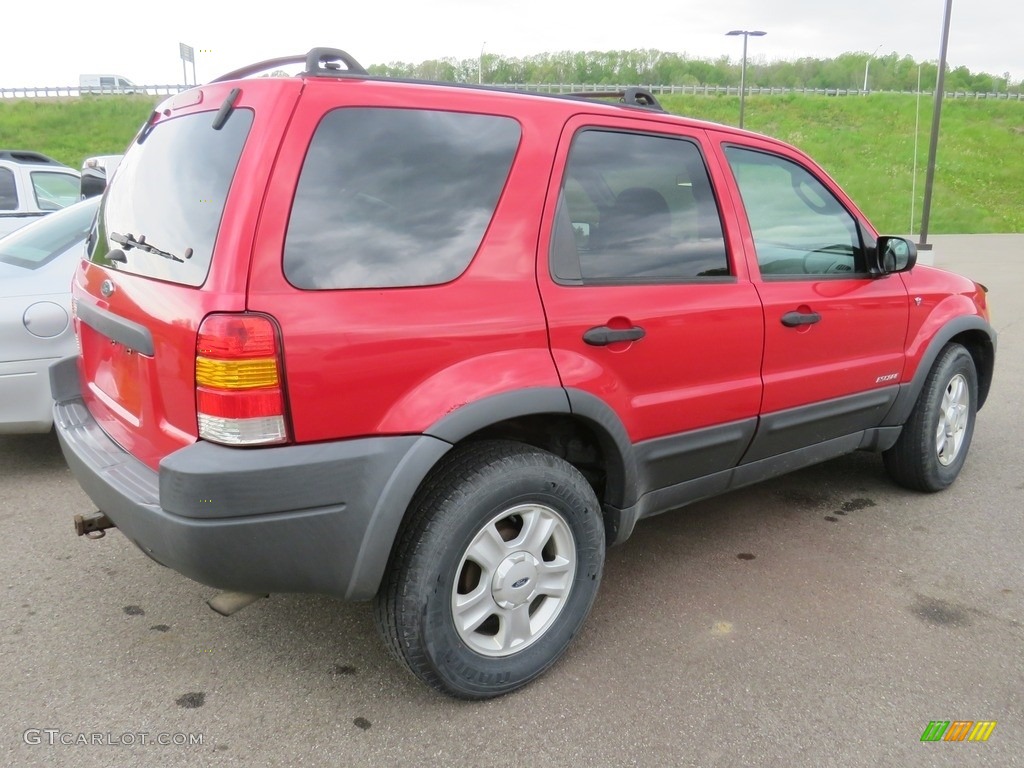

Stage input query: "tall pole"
[
  {"left": 862, "top": 44, "right": 882, "bottom": 92},
  {"left": 918, "top": 0, "right": 954, "bottom": 249},
  {"left": 911, "top": 65, "right": 922, "bottom": 234},
  {"left": 726, "top": 30, "right": 766, "bottom": 130},
  {"left": 479, "top": 41, "right": 486, "bottom": 85},
  {"left": 739, "top": 34, "right": 749, "bottom": 128}
]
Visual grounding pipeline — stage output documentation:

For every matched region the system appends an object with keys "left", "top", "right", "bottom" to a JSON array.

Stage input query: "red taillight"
[
  {"left": 196, "top": 387, "right": 285, "bottom": 419},
  {"left": 195, "top": 314, "right": 288, "bottom": 445},
  {"left": 197, "top": 314, "right": 278, "bottom": 358}
]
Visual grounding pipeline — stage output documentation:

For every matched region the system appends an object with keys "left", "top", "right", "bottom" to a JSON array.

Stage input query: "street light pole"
[
  {"left": 863, "top": 44, "right": 883, "bottom": 92},
  {"left": 919, "top": 0, "right": 954, "bottom": 250},
  {"left": 726, "top": 30, "right": 766, "bottom": 129},
  {"left": 479, "top": 41, "right": 486, "bottom": 85}
]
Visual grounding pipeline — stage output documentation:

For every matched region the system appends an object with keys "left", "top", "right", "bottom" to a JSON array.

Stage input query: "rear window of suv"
[
  {"left": 284, "top": 108, "right": 520, "bottom": 290},
  {"left": 89, "top": 109, "right": 254, "bottom": 287}
]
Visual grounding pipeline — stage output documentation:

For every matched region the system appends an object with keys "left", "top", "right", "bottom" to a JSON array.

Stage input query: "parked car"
[
  {"left": 0, "top": 196, "right": 99, "bottom": 433},
  {"left": 52, "top": 48, "right": 996, "bottom": 699},
  {"left": 80, "top": 154, "right": 123, "bottom": 199},
  {"left": 79, "top": 74, "right": 140, "bottom": 94},
  {"left": 0, "top": 151, "right": 81, "bottom": 237}
]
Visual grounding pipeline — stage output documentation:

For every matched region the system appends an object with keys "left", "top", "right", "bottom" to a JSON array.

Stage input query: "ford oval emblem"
[
  {"left": 100, "top": 279, "right": 115, "bottom": 298},
  {"left": 512, "top": 577, "right": 530, "bottom": 589}
]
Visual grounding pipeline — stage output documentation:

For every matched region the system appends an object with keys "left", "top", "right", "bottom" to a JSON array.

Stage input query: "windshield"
[
  {"left": 0, "top": 197, "right": 99, "bottom": 269},
  {"left": 90, "top": 108, "right": 254, "bottom": 286}
]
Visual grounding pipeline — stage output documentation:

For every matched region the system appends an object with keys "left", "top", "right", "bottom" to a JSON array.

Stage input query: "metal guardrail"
[
  {"left": 505, "top": 83, "right": 1024, "bottom": 100},
  {"left": 1, "top": 82, "right": 1022, "bottom": 100},
  {"left": 0, "top": 85, "right": 189, "bottom": 98}
]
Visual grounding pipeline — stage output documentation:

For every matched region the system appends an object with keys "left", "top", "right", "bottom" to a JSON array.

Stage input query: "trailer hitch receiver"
[{"left": 74, "top": 512, "right": 116, "bottom": 539}]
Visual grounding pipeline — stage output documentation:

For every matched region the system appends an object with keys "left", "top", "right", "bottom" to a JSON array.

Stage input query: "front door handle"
[
  {"left": 583, "top": 325, "right": 646, "bottom": 346},
  {"left": 780, "top": 310, "right": 821, "bottom": 327}
]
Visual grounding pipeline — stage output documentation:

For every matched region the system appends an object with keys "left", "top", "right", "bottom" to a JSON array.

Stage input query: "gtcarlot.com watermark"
[{"left": 24, "top": 729, "right": 204, "bottom": 747}]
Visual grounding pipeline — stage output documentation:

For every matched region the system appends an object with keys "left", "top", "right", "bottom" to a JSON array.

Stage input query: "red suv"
[{"left": 52, "top": 48, "right": 996, "bottom": 699}]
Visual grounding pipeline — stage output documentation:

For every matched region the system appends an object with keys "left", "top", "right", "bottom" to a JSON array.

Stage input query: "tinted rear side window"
[
  {"left": 551, "top": 129, "right": 729, "bottom": 283},
  {"left": 90, "top": 109, "right": 253, "bottom": 287},
  {"left": 284, "top": 108, "right": 520, "bottom": 290}
]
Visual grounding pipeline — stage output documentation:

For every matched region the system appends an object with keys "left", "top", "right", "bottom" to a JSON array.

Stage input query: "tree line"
[{"left": 367, "top": 50, "right": 1018, "bottom": 94}]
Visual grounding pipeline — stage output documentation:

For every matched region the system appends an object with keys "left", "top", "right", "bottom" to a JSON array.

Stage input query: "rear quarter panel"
[{"left": 246, "top": 83, "right": 570, "bottom": 441}]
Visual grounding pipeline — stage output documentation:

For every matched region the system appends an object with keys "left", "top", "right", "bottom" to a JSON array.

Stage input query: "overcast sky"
[{"left": 2, "top": 0, "right": 1021, "bottom": 88}]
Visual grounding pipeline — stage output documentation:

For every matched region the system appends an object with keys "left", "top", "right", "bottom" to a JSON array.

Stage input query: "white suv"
[{"left": 0, "top": 150, "right": 81, "bottom": 237}]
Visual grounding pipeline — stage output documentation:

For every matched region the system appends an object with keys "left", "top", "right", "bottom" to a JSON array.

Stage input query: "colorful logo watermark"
[{"left": 920, "top": 721, "right": 997, "bottom": 742}]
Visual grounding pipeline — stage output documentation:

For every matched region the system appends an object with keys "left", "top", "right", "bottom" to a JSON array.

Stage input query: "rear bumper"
[{"left": 50, "top": 356, "right": 451, "bottom": 600}]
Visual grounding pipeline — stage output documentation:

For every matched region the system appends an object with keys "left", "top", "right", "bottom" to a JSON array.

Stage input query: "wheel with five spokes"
[
  {"left": 884, "top": 343, "right": 978, "bottom": 492},
  {"left": 374, "top": 440, "right": 605, "bottom": 699}
]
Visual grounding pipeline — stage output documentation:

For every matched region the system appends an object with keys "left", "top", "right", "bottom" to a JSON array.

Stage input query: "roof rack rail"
[
  {"left": 563, "top": 87, "right": 665, "bottom": 112},
  {"left": 211, "top": 47, "right": 367, "bottom": 84}
]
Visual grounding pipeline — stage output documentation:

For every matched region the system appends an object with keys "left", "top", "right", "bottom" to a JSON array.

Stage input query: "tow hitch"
[{"left": 74, "top": 512, "right": 116, "bottom": 539}]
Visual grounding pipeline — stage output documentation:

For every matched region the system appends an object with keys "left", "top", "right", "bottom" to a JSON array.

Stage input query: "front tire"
[
  {"left": 884, "top": 343, "right": 978, "bottom": 492},
  {"left": 374, "top": 440, "right": 605, "bottom": 699}
]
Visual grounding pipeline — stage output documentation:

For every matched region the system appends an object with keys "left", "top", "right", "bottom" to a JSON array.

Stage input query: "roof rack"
[
  {"left": 209, "top": 47, "right": 665, "bottom": 115},
  {"left": 211, "top": 47, "right": 367, "bottom": 83},
  {"left": 562, "top": 87, "right": 665, "bottom": 112}
]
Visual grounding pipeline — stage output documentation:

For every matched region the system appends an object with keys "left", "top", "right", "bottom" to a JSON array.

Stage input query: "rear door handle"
[
  {"left": 583, "top": 325, "right": 646, "bottom": 346},
  {"left": 780, "top": 311, "right": 821, "bottom": 327}
]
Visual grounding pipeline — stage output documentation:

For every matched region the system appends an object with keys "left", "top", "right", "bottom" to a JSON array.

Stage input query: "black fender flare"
[
  {"left": 424, "top": 386, "right": 638, "bottom": 509},
  {"left": 426, "top": 386, "right": 639, "bottom": 537},
  {"left": 562, "top": 388, "right": 639, "bottom": 511},
  {"left": 350, "top": 388, "right": 644, "bottom": 599},
  {"left": 883, "top": 315, "right": 997, "bottom": 427},
  {"left": 425, "top": 387, "right": 572, "bottom": 442}
]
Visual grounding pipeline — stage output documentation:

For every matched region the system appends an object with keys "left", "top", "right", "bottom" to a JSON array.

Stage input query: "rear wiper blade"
[{"left": 110, "top": 232, "right": 192, "bottom": 263}]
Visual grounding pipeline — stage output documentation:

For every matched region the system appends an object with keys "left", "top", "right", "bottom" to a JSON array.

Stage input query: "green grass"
[
  {"left": 660, "top": 92, "right": 1024, "bottom": 234},
  {"left": 2, "top": 92, "right": 1023, "bottom": 234},
  {"left": 0, "top": 95, "right": 155, "bottom": 167}
]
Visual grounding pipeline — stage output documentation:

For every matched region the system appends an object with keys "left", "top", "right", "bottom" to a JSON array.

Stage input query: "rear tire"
[
  {"left": 374, "top": 440, "right": 605, "bottom": 699},
  {"left": 884, "top": 343, "right": 977, "bottom": 492}
]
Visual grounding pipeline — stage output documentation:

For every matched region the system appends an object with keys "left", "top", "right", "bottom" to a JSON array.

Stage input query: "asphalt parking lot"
[{"left": 2, "top": 235, "right": 1021, "bottom": 768}]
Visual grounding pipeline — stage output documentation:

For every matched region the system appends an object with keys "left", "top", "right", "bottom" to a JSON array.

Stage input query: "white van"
[{"left": 79, "top": 74, "right": 139, "bottom": 94}]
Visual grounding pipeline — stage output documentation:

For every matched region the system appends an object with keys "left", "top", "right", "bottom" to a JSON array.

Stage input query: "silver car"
[
  {"left": 0, "top": 196, "right": 99, "bottom": 433},
  {"left": 0, "top": 150, "right": 82, "bottom": 237}
]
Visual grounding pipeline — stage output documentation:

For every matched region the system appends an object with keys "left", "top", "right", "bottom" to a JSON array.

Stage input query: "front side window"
[
  {"left": 725, "top": 146, "right": 864, "bottom": 277},
  {"left": 551, "top": 129, "right": 729, "bottom": 284},
  {"left": 284, "top": 108, "right": 521, "bottom": 290},
  {"left": 32, "top": 171, "right": 80, "bottom": 211}
]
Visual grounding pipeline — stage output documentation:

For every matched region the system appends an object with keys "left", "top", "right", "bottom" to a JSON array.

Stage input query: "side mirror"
[
  {"left": 80, "top": 169, "right": 107, "bottom": 199},
  {"left": 874, "top": 236, "right": 917, "bottom": 274}
]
